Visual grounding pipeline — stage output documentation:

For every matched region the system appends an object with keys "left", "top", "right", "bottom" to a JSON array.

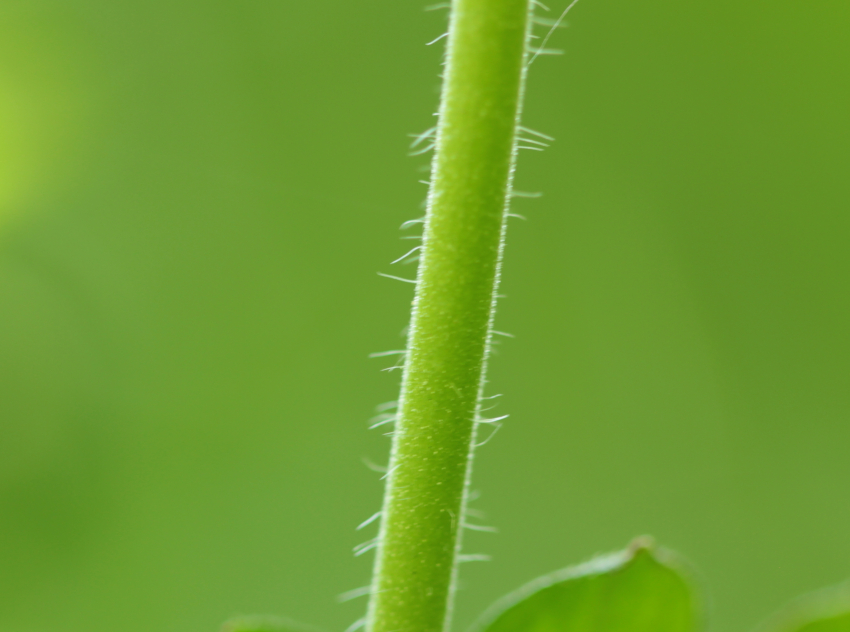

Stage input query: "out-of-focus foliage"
[
  {"left": 2, "top": 1, "right": 850, "bottom": 632},
  {"left": 790, "top": 616, "right": 850, "bottom": 632},
  {"left": 757, "top": 585, "right": 850, "bottom": 632},
  {"left": 0, "top": 3, "right": 93, "bottom": 226},
  {"left": 221, "top": 616, "right": 323, "bottom": 632}
]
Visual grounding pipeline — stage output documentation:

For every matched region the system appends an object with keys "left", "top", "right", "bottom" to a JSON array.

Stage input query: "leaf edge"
[{"left": 466, "top": 536, "right": 704, "bottom": 632}]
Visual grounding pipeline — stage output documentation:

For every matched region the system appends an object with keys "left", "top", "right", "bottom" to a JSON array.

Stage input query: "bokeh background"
[{"left": 2, "top": 1, "right": 849, "bottom": 631}]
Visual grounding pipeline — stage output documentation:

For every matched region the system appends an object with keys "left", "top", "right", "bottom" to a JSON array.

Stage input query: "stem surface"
[{"left": 367, "top": 2, "right": 532, "bottom": 632}]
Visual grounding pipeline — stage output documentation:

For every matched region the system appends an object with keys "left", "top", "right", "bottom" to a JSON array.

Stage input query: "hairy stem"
[{"left": 366, "top": 2, "right": 532, "bottom": 632}]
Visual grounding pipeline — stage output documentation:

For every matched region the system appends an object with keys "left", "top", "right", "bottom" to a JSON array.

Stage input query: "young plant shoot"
[{"left": 367, "top": 1, "right": 532, "bottom": 632}]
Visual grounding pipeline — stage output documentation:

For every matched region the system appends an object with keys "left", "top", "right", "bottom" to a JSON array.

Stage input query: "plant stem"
[{"left": 367, "top": 2, "right": 532, "bottom": 632}]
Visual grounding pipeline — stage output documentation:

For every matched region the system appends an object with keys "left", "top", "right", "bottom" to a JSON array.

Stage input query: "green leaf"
[
  {"left": 220, "top": 616, "right": 323, "bottom": 632},
  {"left": 757, "top": 584, "right": 850, "bottom": 632},
  {"left": 469, "top": 538, "right": 700, "bottom": 632}
]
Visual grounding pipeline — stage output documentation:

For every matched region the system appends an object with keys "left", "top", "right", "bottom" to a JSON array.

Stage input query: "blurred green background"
[{"left": 1, "top": 1, "right": 849, "bottom": 631}]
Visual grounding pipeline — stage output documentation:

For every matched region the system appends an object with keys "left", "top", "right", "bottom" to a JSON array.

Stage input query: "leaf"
[
  {"left": 469, "top": 537, "right": 700, "bottom": 632},
  {"left": 756, "top": 584, "right": 850, "bottom": 632},
  {"left": 221, "top": 616, "right": 324, "bottom": 632}
]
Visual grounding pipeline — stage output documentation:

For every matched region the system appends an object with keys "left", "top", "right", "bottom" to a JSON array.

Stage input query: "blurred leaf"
[
  {"left": 469, "top": 538, "right": 699, "bottom": 632},
  {"left": 221, "top": 615, "right": 324, "bottom": 632},
  {"left": 757, "top": 584, "right": 850, "bottom": 632}
]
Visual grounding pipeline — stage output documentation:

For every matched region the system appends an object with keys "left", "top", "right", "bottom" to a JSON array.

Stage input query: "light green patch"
[{"left": 0, "top": 4, "right": 94, "bottom": 227}]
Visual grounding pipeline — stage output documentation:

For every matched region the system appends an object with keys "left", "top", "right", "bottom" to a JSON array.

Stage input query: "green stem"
[{"left": 366, "top": 2, "right": 532, "bottom": 632}]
